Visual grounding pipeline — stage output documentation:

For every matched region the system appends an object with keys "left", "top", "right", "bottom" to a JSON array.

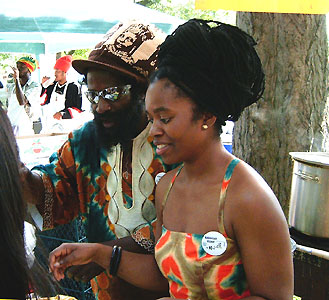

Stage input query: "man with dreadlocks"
[
  {"left": 49, "top": 19, "right": 293, "bottom": 300},
  {"left": 7, "top": 56, "right": 42, "bottom": 136},
  {"left": 20, "top": 21, "right": 173, "bottom": 300}
]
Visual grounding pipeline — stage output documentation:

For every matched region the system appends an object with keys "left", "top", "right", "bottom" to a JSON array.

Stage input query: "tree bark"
[{"left": 234, "top": 13, "right": 328, "bottom": 217}]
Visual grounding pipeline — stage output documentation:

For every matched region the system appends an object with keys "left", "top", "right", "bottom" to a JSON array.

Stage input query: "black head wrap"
[{"left": 152, "top": 19, "right": 265, "bottom": 127}]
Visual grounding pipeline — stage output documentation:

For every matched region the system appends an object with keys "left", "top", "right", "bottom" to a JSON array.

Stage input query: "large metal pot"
[{"left": 289, "top": 152, "right": 329, "bottom": 239}]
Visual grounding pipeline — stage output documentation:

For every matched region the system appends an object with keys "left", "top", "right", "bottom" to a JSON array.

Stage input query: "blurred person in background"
[
  {"left": 0, "top": 78, "right": 5, "bottom": 108},
  {"left": 41, "top": 55, "right": 82, "bottom": 133},
  {"left": 6, "top": 56, "right": 42, "bottom": 136}
]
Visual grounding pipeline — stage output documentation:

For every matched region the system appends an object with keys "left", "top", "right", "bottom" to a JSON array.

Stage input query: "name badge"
[
  {"left": 202, "top": 231, "right": 227, "bottom": 256},
  {"left": 155, "top": 172, "right": 166, "bottom": 184}
]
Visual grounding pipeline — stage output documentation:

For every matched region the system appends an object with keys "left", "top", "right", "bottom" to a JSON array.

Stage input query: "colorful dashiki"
[
  {"left": 32, "top": 121, "right": 173, "bottom": 300},
  {"left": 155, "top": 158, "right": 251, "bottom": 300}
]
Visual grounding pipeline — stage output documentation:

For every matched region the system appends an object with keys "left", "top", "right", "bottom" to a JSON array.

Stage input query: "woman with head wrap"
[{"left": 49, "top": 19, "right": 293, "bottom": 300}]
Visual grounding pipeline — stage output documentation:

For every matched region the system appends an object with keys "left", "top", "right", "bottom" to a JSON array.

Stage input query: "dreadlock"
[{"left": 151, "top": 18, "right": 265, "bottom": 132}]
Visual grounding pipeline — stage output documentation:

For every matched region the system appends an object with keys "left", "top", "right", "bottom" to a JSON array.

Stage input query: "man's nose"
[{"left": 96, "top": 97, "right": 112, "bottom": 114}]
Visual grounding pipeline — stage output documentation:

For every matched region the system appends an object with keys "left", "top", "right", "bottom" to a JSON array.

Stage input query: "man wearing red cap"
[
  {"left": 41, "top": 55, "right": 82, "bottom": 133},
  {"left": 6, "top": 56, "right": 42, "bottom": 136}
]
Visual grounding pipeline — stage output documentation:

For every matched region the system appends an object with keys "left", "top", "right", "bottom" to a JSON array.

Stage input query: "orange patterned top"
[{"left": 155, "top": 159, "right": 251, "bottom": 299}]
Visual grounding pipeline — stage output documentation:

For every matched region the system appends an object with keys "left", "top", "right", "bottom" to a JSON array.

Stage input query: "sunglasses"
[{"left": 85, "top": 84, "right": 132, "bottom": 104}]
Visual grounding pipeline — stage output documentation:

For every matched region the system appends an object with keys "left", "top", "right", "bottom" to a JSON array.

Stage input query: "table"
[{"left": 16, "top": 133, "right": 68, "bottom": 169}]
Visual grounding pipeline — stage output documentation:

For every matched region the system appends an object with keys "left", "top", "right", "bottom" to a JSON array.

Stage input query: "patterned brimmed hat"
[
  {"left": 17, "top": 56, "right": 39, "bottom": 72},
  {"left": 72, "top": 20, "right": 167, "bottom": 84}
]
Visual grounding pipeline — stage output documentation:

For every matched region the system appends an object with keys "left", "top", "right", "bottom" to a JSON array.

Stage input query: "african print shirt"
[
  {"left": 155, "top": 159, "right": 251, "bottom": 300},
  {"left": 32, "top": 121, "right": 173, "bottom": 300}
]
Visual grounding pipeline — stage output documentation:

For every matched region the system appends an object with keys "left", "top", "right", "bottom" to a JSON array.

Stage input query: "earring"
[{"left": 202, "top": 124, "right": 208, "bottom": 130}]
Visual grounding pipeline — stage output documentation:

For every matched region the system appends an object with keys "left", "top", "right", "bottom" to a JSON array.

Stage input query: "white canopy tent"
[
  {"left": 0, "top": 0, "right": 183, "bottom": 55},
  {"left": 0, "top": 0, "right": 183, "bottom": 81}
]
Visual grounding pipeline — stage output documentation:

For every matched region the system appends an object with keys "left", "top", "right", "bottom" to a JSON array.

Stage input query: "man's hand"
[
  {"left": 53, "top": 112, "right": 62, "bottom": 120},
  {"left": 66, "top": 263, "right": 105, "bottom": 283},
  {"left": 41, "top": 76, "right": 50, "bottom": 84},
  {"left": 11, "top": 66, "right": 19, "bottom": 80}
]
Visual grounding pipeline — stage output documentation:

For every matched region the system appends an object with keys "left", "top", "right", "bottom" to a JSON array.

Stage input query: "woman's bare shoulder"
[
  {"left": 156, "top": 167, "right": 180, "bottom": 196},
  {"left": 230, "top": 160, "right": 278, "bottom": 204},
  {"left": 226, "top": 159, "right": 287, "bottom": 230}
]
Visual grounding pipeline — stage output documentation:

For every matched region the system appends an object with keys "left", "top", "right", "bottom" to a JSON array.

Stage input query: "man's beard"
[{"left": 93, "top": 101, "right": 144, "bottom": 152}]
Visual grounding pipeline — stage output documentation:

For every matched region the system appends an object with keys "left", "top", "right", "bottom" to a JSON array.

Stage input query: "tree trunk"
[{"left": 234, "top": 13, "right": 328, "bottom": 217}]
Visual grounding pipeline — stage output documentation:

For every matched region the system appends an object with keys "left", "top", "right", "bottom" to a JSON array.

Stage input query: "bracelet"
[
  {"left": 112, "top": 246, "right": 122, "bottom": 276},
  {"left": 109, "top": 245, "right": 122, "bottom": 276},
  {"left": 109, "top": 245, "right": 117, "bottom": 274}
]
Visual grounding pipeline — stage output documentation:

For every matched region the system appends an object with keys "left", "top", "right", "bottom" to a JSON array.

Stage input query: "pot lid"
[{"left": 289, "top": 152, "right": 329, "bottom": 167}]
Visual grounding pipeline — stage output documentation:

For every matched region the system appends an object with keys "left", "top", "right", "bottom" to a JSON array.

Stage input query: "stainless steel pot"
[{"left": 289, "top": 152, "right": 329, "bottom": 239}]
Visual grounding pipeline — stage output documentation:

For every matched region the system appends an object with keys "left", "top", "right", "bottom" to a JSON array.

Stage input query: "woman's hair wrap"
[{"left": 153, "top": 19, "right": 265, "bottom": 127}]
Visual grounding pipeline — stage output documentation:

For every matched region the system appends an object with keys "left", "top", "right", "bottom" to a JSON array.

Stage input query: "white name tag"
[
  {"left": 155, "top": 172, "right": 166, "bottom": 184},
  {"left": 202, "top": 231, "right": 227, "bottom": 256}
]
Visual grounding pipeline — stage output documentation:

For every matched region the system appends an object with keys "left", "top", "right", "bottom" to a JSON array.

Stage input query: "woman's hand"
[{"left": 49, "top": 243, "right": 106, "bottom": 281}]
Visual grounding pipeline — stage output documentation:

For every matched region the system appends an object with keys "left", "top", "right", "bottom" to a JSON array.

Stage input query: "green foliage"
[
  {"left": 0, "top": 53, "right": 11, "bottom": 61},
  {"left": 0, "top": 53, "right": 30, "bottom": 70},
  {"left": 63, "top": 49, "right": 91, "bottom": 60},
  {"left": 60, "top": 0, "right": 235, "bottom": 58}
]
